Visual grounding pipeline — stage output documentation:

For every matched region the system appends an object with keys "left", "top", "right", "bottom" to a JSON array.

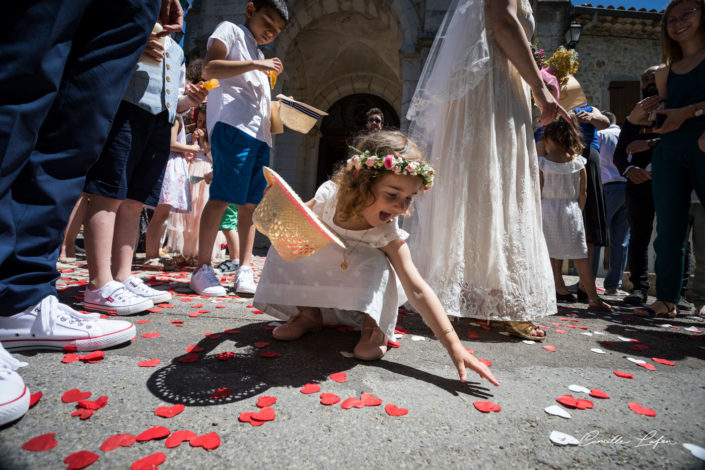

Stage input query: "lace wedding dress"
[{"left": 405, "top": 0, "right": 556, "bottom": 321}]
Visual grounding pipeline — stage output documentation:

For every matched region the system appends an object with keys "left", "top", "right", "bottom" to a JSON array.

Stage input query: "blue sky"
[{"left": 572, "top": 0, "right": 668, "bottom": 11}]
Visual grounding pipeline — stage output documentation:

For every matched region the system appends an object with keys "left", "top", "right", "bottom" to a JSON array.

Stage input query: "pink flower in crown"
[
  {"left": 366, "top": 156, "right": 377, "bottom": 167},
  {"left": 406, "top": 162, "right": 418, "bottom": 175},
  {"left": 383, "top": 154, "right": 396, "bottom": 170},
  {"left": 352, "top": 155, "right": 362, "bottom": 170},
  {"left": 345, "top": 158, "right": 354, "bottom": 171}
]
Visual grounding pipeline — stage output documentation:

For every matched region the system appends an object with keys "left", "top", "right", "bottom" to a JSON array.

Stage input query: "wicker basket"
[
  {"left": 276, "top": 94, "right": 328, "bottom": 134},
  {"left": 253, "top": 167, "right": 346, "bottom": 261}
]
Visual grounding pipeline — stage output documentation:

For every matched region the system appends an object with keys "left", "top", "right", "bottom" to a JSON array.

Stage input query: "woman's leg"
[{"left": 575, "top": 258, "right": 612, "bottom": 311}]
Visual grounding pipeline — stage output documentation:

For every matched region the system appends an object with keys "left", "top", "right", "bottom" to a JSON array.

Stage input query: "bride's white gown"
[{"left": 405, "top": 0, "right": 556, "bottom": 321}]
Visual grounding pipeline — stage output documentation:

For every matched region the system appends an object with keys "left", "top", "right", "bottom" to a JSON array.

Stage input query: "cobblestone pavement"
[{"left": 1, "top": 255, "right": 704, "bottom": 469}]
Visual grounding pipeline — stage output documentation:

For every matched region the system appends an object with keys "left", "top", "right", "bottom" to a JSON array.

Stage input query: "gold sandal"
[
  {"left": 634, "top": 300, "right": 677, "bottom": 318},
  {"left": 503, "top": 321, "right": 546, "bottom": 342}
]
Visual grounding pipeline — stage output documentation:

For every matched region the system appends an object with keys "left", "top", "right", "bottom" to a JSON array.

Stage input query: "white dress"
[
  {"left": 158, "top": 119, "right": 191, "bottom": 212},
  {"left": 404, "top": 0, "right": 556, "bottom": 321},
  {"left": 540, "top": 156, "right": 588, "bottom": 259},
  {"left": 254, "top": 181, "right": 407, "bottom": 340}
]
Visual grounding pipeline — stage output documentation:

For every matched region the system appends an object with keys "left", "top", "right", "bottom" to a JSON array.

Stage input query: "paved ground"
[{"left": 1, "top": 256, "right": 704, "bottom": 470}]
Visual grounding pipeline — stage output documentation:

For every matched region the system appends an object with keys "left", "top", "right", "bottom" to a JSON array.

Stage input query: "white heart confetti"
[
  {"left": 544, "top": 405, "right": 571, "bottom": 419},
  {"left": 618, "top": 335, "right": 634, "bottom": 342},
  {"left": 522, "top": 340, "right": 536, "bottom": 344},
  {"left": 580, "top": 332, "right": 593, "bottom": 336},
  {"left": 591, "top": 348, "right": 606, "bottom": 354},
  {"left": 339, "top": 351, "right": 354, "bottom": 358},
  {"left": 683, "top": 443, "right": 705, "bottom": 461},
  {"left": 550, "top": 431, "right": 580, "bottom": 446},
  {"left": 411, "top": 335, "right": 425, "bottom": 341},
  {"left": 593, "top": 331, "right": 606, "bottom": 335},
  {"left": 568, "top": 384, "right": 590, "bottom": 394},
  {"left": 627, "top": 357, "right": 646, "bottom": 364}
]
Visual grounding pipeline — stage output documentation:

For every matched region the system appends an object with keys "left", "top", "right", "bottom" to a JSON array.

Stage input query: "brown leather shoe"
[
  {"left": 272, "top": 308, "right": 322, "bottom": 341},
  {"left": 353, "top": 315, "right": 388, "bottom": 361}
]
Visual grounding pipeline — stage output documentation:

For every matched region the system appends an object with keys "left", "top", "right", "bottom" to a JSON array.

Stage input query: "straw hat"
[
  {"left": 270, "top": 100, "right": 284, "bottom": 135},
  {"left": 253, "top": 167, "right": 346, "bottom": 261},
  {"left": 558, "top": 75, "right": 587, "bottom": 110},
  {"left": 276, "top": 94, "right": 328, "bottom": 134}
]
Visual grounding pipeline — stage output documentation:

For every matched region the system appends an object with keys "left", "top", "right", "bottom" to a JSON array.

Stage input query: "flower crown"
[{"left": 345, "top": 149, "right": 435, "bottom": 191}]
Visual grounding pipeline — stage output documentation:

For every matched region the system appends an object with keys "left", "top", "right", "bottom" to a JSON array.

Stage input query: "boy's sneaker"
[
  {"left": 190, "top": 265, "right": 226, "bottom": 297},
  {"left": 623, "top": 289, "right": 648, "bottom": 306},
  {"left": 235, "top": 265, "right": 256, "bottom": 295},
  {"left": 217, "top": 259, "right": 240, "bottom": 273},
  {"left": 0, "top": 342, "right": 29, "bottom": 426},
  {"left": 84, "top": 281, "right": 153, "bottom": 315},
  {"left": 0, "top": 295, "right": 136, "bottom": 352},
  {"left": 123, "top": 276, "right": 172, "bottom": 304}
]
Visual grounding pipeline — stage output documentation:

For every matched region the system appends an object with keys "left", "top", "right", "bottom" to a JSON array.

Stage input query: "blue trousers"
[
  {"left": 0, "top": 0, "right": 159, "bottom": 315},
  {"left": 593, "top": 182, "right": 630, "bottom": 289}
]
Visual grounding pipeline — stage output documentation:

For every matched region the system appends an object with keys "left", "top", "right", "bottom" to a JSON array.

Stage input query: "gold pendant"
[{"left": 341, "top": 261, "right": 348, "bottom": 270}]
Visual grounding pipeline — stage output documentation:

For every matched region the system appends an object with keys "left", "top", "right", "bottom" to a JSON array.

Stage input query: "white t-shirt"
[
  {"left": 597, "top": 124, "right": 625, "bottom": 184},
  {"left": 206, "top": 22, "right": 271, "bottom": 146}
]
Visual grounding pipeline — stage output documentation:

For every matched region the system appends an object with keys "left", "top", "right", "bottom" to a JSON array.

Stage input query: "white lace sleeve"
[{"left": 368, "top": 221, "right": 409, "bottom": 249}]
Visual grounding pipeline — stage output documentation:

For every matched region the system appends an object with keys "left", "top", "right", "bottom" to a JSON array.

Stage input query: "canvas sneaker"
[
  {"left": 84, "top": 280, "right": 153, "bottom": 315},
  {"left": 0, "top": 342, "right": 29, "bottom": 426},
  {"left": 235, "top": 265, "right": 256, "bottom": 295},
  {"left": 0, "top": 295, "right": 136, "bottom": 352},
  {"left": 190, "top": 264, "right": 226, "bottom": 297},
  {"left": 123, "top": 276, "right": 172, "bottom": 304}
]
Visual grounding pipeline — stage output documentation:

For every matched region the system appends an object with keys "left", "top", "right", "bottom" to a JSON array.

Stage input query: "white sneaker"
[
  {"left": 0, "top": 342, "right": 29, "bottom": 426},
  {"left": 190, "top": 265, "right": 226, "bottom": 297},
  {"left": 123, "top": 276, "right": 172, "bottom": 304},
  {"left": 84, "top": 280, "right": 154, "bottom": 315},
  {"left": 235, "top": 265, "right": 256, "bottom": 295},
  {"left": 0, "top": 295, "right": 136, "bottom": 352}
]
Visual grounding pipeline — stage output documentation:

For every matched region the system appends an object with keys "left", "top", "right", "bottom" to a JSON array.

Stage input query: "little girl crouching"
[{"left": 254, "top": 130, "right": 498, "bottom": 385}]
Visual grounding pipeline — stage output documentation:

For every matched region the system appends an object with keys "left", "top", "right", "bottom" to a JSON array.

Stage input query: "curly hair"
[
  {"left": 331, "top": 130, "right": 427, "bottom": 222},
  {"left": 542, "top": 118, "right": 584, "bottom": 156},
  {"left": 661, "top": 0, "right": 705, "bottom": 65}
]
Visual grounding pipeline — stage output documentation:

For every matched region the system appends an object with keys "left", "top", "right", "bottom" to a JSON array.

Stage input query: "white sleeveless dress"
[{"left": 404, "top": 0, "right": 556, "bottom": 321}]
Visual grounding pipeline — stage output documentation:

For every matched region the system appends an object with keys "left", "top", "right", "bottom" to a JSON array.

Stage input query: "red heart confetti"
[
  {"left": 252, "top": 310, "right": 264, "bottom": 314},
  {"left": 218, "top": 352, "right": 236, "bottom": 360},
  {"left": 384, "top": 404, "right": 409, "bottom": 416},
  {"left": 158, "top": 303, "right": 174, "bottom": 308},
  {"left": 77, "top": 351, "right": 105, "bottom": 363},
  {"left": 628, "top": 402, "right": 656, "bottom": 417},
  {"left": 147, "top": 307, "right": 162, "bottom": 313},
  {"left": 62, "top": 353, "right": 79, "bottom": 363},
  {"left": 100, "top": 433, "right": 137, "bottom": 452},
  {"left": 22, "top": 433, "right": 58, "bottom": 451},
  {"left": 210, "top": 387, "right": 232, "bottom": 400},
  {"left": 177, "top": 353, "right": 200, "bottom": 363},
  {"left": 259, "top": 351, "right": 281, "bottom": 358},
  {"left": 387, "top": 340, "right": 400, "bottom": 348},
  {"left": 169, "top": 320, "right": 184, "bottom": 324},
  {"left": 613, "top": 370, "right": 634, "bottom": 379},
  {"left": 29, "top": 391, "right": 42, "bottom": 408},
  {"left": 360, "top": 393, "right": 383, "bottom": 406},
  {"left": 131, "top": 452, "right": 166, "bottom": 470},
  {"left": 71, "top": 409, "right": 94, "bottom": 420},
  {"left": 341, "top": 397, "right": 365, "bottom": 409},
  {"left": 251, "top": 406, "right": 276, "bottom": 421},
  {"left": 300, "top": 383, "right": 321, "bottom": 394},
  {"left": 204, "top": 333, "right": 221, "bottom": 339},
  {"left": 164, "top": 430, "right": 196, "bottom": 449},
  {"left": 467, "top": 331, "right": 480, "bottom": 339},
  {"left": 137, "top": 319, "right": 151, "bottom": 324},
  {"left": 238, "top": 412, "right": 264, "bottom": 427},
  {"left": 542, "top": 345, "right": 556, "bottom": 352},
  {"left": 473, "top": 401, "right": 502, "bottom": 413},
  {"left": 186, "top": 345, "right": 204, "bottom": 353},
  {"left": 555, "top": 329, "right": 566, "bottom": 334},
  {"left": 320, "top": 393, "right": 341, "bottom": 405},
  {"left": 253, "top": 341, "right": 270, "bottom": 348},
  {"left": 224, "top": 329, "right": 240, "bottom": 334},
  {"left": 652, "top": 357, "right": 675, "bottom": 366},
  {"left": 138, "top": 359, "right": 161, "bottom": 367},
  {"left": 136, "top": 426, "right": 171, "bottom": 442},
  {"left": 256, "top": 396, "right": 277, "bottom": 408},
  {"left": 329, "top": 372, "right": 347, "bottom": 383},
  {"left": 636, "top": 362, "right": 656, "bottom": 371},
  {"left": 64, "top": 450, "right": 99, "bottom": 470},
  {"left": 589, "top": 388, "right": 610, "bottom": 399},
  {"left": 191, "top": 303, "right": 203, "bottom": 308},
  {"left": 141, "top": 332, "right": 160, "bottom": 338},
  {"left": 478, "top": 359, "right": 492, "bottom": 367},
  {"left": 189, "top": 432, "right": 221, "bottom": 451},
  {"left": 154, "top": 404, "right": 185, "bottom": 418},
  {"left": 216, "top": 305, "right": 226, "bottom": 309},
  {"left": 77, "top": 396, "right": 108, "bottom": 410},
  {"left": 556, "top": 394, "right": 594, "bottom": 409}
]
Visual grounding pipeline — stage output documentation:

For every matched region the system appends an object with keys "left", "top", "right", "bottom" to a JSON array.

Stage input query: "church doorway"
[{"left": 316, "top": 94, "right": 399, "bottom": 188}]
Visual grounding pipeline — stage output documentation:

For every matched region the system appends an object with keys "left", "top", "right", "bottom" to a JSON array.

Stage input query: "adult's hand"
[
  {"left": 158, "top": 0, "right": 184, "bottom": 36},
  {"left": 653, "top": 106, "right": 691, "bottom": 134},
  {"left": 533, "top": 84, "right": 570, "bottom": 125},
  {"left": 625, "top": 139, "right": 650, "bottom": 155},
  {"left": 139, "top": 34, "right": 165, "bottom": 62},
  {"left": 626, "top": 167, "right": 652, "bottom": 184},
  {"left": 627, "top": 95, "right": 663, "bottom": 126}
]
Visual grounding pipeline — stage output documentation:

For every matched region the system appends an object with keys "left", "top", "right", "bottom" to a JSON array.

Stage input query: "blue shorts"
[
  {"left": 84, "top": 101, "right": 171, "bottom": 203},
  {"left": 209, "top": 122, "right": 270, "bottom": 205}
]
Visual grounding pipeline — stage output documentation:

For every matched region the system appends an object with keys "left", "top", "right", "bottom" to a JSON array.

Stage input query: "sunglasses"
[
  {"left": 666, "top": 7, "right": 701, "bottom": 26},
  {"left": 367, "top": 117, "right": 382, "bottom": 124}
]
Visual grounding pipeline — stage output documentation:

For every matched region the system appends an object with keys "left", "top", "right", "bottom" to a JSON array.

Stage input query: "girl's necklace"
[{"left": 341, "top": 229, "right": 370, "bottom": 270}]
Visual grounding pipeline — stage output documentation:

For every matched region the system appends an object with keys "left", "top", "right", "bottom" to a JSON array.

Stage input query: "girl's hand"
[
  {"left": 204, "top": 171, "right": 213, "bottom": 184},
  {"left": 182, "top": 82, "right": 208, "bottom": 109},
  {"left": 256, "top": 57, "right": 283, "bottom": 75},
  {"left": 653, "top": 106, "right": 691, "bottom": 134},
  {"left": 532, "top": 84, "right": 570, "bottom": 125},
  {"left": 448, "top": 343, "right": 499, "bottom": 386},
  {"left": 139, "top": 35, "right": 165, "bottom": 62}
]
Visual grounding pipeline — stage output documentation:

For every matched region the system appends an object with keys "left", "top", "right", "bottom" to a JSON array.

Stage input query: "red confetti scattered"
[
  {"left": 320, "top": 393, "right": 341, "bottom": 405},
  {"left": 467, "top": 331, "right": 480, "bottom": 339},
  {"left": 360, "top": 393, "right": 383, "bottom": 406},
  {"left": 300, "top": 383, "right": 321, "bottom": 394},
  {"left": 259, "top": 351, "right": 281, "bottom": 358},
  {"left": 252, "top": 310, "right": 264, "bottom": 314},
  {"left": 29, "top": 391, "right": 42, "bottom": 408},
  {"left": 256, "top": 396, "right": 277, "bottom": 408},
  {"left": 71, "top": 409, "right": 94, "bottom": 420},
  {"left": 555, "top": 329, "right": 566, "bottom": 334},
  {"left": 136, "top": 426, "right": 171, "bottom": 442},
  {"left": 131, "top": 452, "right": 166, "bottom": 470},
  {"left": 211, "top": 387, "right": 232, "bottom": 400},
  {"left": 613, "top": 370, "right": 634, "bottom": 379},
  {"left": 177, "top": 353, "right": 200, "bottom": 363},
  {"left": 141, "top": 332, "right": 160, "bottom": 338},
  {"left": 64, "top": 450, "right": 99, "bottom": 470},
  {"left": 77, "top": 396, "right": 108, "bottom": 410},
  {"left": 22, "top": 433, "right": 58, "bottom": 451},
  {"left": 341, "top": 397, "right": 365, "bottom": 409},
  {"left": 169, "top": 320, "right": 184, "bottom": 324},
  {"left": 218, "top": 352, "right": 236, "bottom": 360},
  {"left": 63, "top": 344, "right": 77, "bottom": 352},
  {"left": 138, "top": 359, "right": 161, "bottom": 367},
  {"left": 157, "top": 303, "right": 174, "bottom": 308},
  {"left": 205, "top": 333, "right": 221, "bottom": 339},
  {"left": 164, "top": 430, "right": 196, "bottom": 449},
  {"left": 589, "top": 389, "right": 610, "bottom": 399},
  {"left": 100, "top": 433, "right": 137, "bottom": 452},
  {"left": 62, "top": 389, "right": 92, "bottom": 403},
  {"left": 387, "top": 340, "right": 400, "bottom": 348},
  {"left": 478, "top": 359, "right": 492, "bottom": 367},
  {"left": 556, "top": 394, "right": 594, "bottom": 409},
  {"left": 329, "top": 372, "right": 347, "bottom": 383},
  {"left": 542, "top": 345, "right": 556, "bottom": 352},
  {"left": 384, "top": 404, "right": 408, "bottom": 416},
  {"left": 238, "top": 412, "right": 264, "bottom": 427},
  {"left": 62, "top": 353, "right": 79, "bottom": 363},
  {"left": 215, "top": 305, "right": 226, "bottom": 309},
  {"left": 628, "top": 402, "right": 656, "bottom": 417},
  {"left": 251, "top": 406, "right": 276, "bottom": 421},
  {"left": 652, "top": 357, "right": 675, "bottom": 366},
  {"left": 191, "top": 303, "right": 203, "bottom": 308},
  {"left": 465, "top": 348, "right": 474, "bottom": 354},
  {"left": 147, "top": 307, "right": 162, "bottom": 313},
  {"left": 190, "top": 432, "right": 221, "bottom": 451},
  {"left": 186, "top": 345, "right": 204, "bottom": 353},
  {"left": 137, "top": 320, "right": 151, "bottom": 324},
  {"left": 154, "top": 404, "right": 185, "bottom": 418},
  {"left": 224, "top": 329, "right": 240, "bottom": 334},
  {"left": 629, "top": 344, "right": 650, "bottom": 351},
  {"left": 473, "top": 401, "right": 502, "bottom": 413},
  {"left": 637, "top": 362, "right": 656, "bottom": 371},
  {"left": 253, "top": 341, "right": 270, "bottom": 348},
  {"left": 394, "top": 325, "right": 410, "bottom": 334}
]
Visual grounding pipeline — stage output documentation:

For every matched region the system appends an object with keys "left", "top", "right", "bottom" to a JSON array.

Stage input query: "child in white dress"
[
  {"left": 254, "top": 131, "right": 498, "bottom": 385},
  {"left": 540, "top": 119, "right": 611, "bottom": 312}
]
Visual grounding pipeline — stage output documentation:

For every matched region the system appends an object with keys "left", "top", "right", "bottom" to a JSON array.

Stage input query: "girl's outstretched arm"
[{"left": 382, "top": 238, "right": 499, "bottom": 386}]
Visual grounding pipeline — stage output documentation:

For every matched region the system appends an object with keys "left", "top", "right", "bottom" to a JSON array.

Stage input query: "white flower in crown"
[{"left": 366, "top": 156, "right": 376, "bottom": 167}]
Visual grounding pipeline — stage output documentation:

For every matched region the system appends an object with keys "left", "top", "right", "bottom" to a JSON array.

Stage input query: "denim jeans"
[{"left": 593, "top": 182, "right": 630, "bottom": 289}]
